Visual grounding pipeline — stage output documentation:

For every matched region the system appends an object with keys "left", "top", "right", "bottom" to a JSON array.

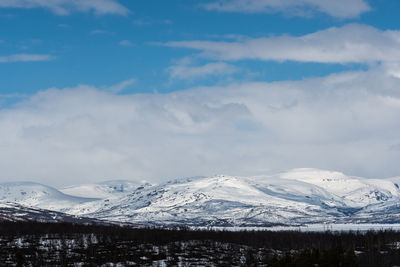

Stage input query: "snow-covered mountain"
[
  {"left": 60, "top": 180, "right": 147, "bottom": 199},
  {"left": 0, "top": 182, "right": 98, "bottom": 213},
  {"left": 0, "top": 202, "right": 104, "bottom": 224},
  {"left": 2, "top": 169, "right": 400, "bottom": 226},
  {"left": 73, "top": 175, "right": 341, "bottom": 226}
]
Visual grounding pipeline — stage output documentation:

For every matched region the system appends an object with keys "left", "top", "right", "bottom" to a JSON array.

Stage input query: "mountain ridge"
[{"left": 1, "top": 169, "right": 400, "bottom": 227}]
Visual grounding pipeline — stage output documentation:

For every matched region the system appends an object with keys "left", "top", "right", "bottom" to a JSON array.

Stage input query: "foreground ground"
[{"left": 1, "top": 222, "right": 400, "bottom": 266}]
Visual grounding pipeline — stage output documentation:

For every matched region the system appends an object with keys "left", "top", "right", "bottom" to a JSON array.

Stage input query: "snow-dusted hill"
[
  {"left": 73, "top": 175, "right": 342, "bottom": 226},
  {"left": 2, "top": 169, "right": 400, "bottom": 226},
  {"left": 0, "top": 202, "right": 105, "bottom": 224},
  {"left": 60, "top": 180, "right": 147, "bottom": 199},
  {"left": 0, "top": 182, "right": 98, "bottom": 213},
  {"left": 63, "top": 169, "right": 400, "bottom": 226},
  {"left": 279, "top": 169, "right": 400, "bottom": 207}
]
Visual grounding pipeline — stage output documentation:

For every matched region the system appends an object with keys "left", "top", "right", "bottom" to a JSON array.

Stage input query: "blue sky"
[
  {"left": 1, "top": 0, "right": 400, "bottom": 186},
  {"left": 2, "top": 0, "right": 398, "bottom": 98}
]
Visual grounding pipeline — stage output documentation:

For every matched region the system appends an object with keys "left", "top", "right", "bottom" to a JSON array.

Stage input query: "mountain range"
[{"left": 1, "top": 168, "right": 400, "bottom": 227}]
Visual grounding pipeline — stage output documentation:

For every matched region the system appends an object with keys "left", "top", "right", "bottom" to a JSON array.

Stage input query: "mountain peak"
[{"left": 2, "top": 170, "right": 400, "bottom": 227}]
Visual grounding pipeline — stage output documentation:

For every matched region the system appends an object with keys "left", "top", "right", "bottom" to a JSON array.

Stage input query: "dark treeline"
[
  {"left": 1, "top": 221, "right": 398, "bottom": 250},
  {"left": 1, "top": 221, "right": 400, "bottom": 266}
]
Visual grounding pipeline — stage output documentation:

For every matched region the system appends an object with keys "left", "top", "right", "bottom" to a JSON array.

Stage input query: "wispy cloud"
[
  {"left": 165, "top": 24, "right": 400, "bottom": 64},
  {"left": 0, "top": 93, "right": 27, "bottom": 99},
  {"left": 89, "top": 29, "right": 114, "bottom": 35},
  {"left": 0, "top": 54, "right": 54, "bottom": 63},
  {"left": 119, "top": 40, "right": 134, "bottom": 47},
  {"left": 107, "top": 78, "right": 136, "bottom": 93},
  {"left": 168, "top": 61, "right": 239, "bottom": 80},
  {"left": 133, "top": 18, "right": 172, "bottom": 26},
  {"left": 202, "top": 0, "right": 371, "bottom": 18},
  {"left": 0, "top": 0, "right": 130, "bottom": 16}
]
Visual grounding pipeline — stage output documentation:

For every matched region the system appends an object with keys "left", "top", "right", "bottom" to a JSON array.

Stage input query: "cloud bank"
[
  {"left": 0, "top": 0, "right": 129, "bottom": 16},
  {"left": 1, "top": 65, "right": 400, "bottom": 186},
  {"left": 202, "top": 0, "right": 371, "bottom": 18},
  {"left": 166, "top": 24, "right": 400, "bottom": 64}
]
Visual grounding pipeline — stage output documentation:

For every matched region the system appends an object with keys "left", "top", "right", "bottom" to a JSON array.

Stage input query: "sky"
[{"left": 1, "top": 0, "right": 400, "bottom": 186}]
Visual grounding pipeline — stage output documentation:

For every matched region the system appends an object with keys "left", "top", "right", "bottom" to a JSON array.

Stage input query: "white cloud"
[
  {"left": 2, "top": 66, "right": 400, "bottom": 186},
  {"left": 89, "top": 29, "right": 114, "bottom": 35},
  {"left": 133, "top": 18, "right": 173, "bottom": 26},
  {"left": 202, "top": 0, "right": 371, "bottom": 18},
  {"left": 166, "top": 24, "right": 400, "bottom": 64},
  {"left": 0, "top": 54, "right": 54, "bottom": 63},
  {"left": 167, "top": 61, "right": 239, "bottom": 80},
  {"left": 107, "top": 78, "right": 136, "bottom": 93},
  {"left": 0, "top": 93, "right": 27, "bottom": 98},
  {"left": 119, "top": 40, "right": 134, "bottom": 47},
  {"left": 0, "top": 0, "right": 129, "bottom": 16}
]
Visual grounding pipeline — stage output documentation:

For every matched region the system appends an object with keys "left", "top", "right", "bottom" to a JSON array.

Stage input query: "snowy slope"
[
  {"left": 2, "top": 169, "right": 400, "bottom": 226},
  {"left": 0, "top": 182, "right": 98, "bottom": 213},
  {"left": 60, "top": 180, "right": 148, "bottom": 199},
  {"left": 0, "top": 202, "right": 105, "bottom": 224},
  {"left": 65, "top": 174, "right": 357, "bottom": 226},
  {"left": 67, "top": 169, "right": 400, "bottom": 226},
  {"left": 278, "top": 169, "right": 400, "bottom": 207}
]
